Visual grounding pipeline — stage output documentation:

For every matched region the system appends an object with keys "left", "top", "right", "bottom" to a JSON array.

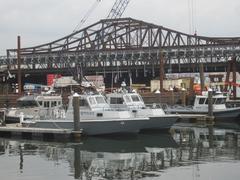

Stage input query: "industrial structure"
[{"left": 0, "top": 0, "right": 240, "bottom": 93}]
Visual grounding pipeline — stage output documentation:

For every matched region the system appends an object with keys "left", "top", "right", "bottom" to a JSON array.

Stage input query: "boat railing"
[
  {"left": 145, "top": 103, "right": 168, "bottom": 110},
  {"left": 167, "top": 104, "right": 193, "bottom": 110}
]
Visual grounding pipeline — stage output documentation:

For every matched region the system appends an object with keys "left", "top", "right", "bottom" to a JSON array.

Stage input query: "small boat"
[
  {"left": 5, "top": 93, "right": 65, "bottom": 124},
  {"left": 24, "top": 93, "right": 148, "bottom": 135},
  {"left": 166, "top": 91, "right": 240, "bottom": 121},
  {"left": 106, "top": 91, "right": 179, "bottom": 131}
]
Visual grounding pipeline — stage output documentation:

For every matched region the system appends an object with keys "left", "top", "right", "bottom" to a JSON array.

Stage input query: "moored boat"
[
  {"left": 24, "top": 93, "right": 148, "bottom": 135},
  {"left": 5, "top": 93, "right": 64, "bottom": 124},
  {"left": 106, "top": 90, "right": 179, "bottom": 131},
  {"left": 166, "top": 91, "right": 240, "bottom": 121}
]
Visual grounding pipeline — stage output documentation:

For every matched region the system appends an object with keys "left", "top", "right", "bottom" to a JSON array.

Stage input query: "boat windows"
[
  {"left": 199, "top": 134, "right": 206, "bottom": 140},
  {"left": 212, "top": 98, "right": 217, "bottom": 104},
  {"left": 131, "top": 95, "right": 141, "bottom": 102},
  {"left": 95, "top": 96, "right": 106, "bottom": 104},
  {"left": 199, "top": 98, "right": 205, "bottom": 104},
  {"left": 205, "top": 98, "right": 208, "bottom": 104},
  {"left": 110, "top": 97, "right": 124, "bottom": 104},
  {"left": 215, "top": 98, "right": 226, "bottom": 104},
  {"left": 203, "top": 98, "right": 226, "bottom": 105},
  {"left": 51, "top": 101, "right": 57, "bottom": 107},
  {"left": 124, "top": 95, "right": 131, "bottom": 103},
  {"left": 44, "top": 101, "right": 50, "bottom": 108},
  {"left": 38, "top": 101, "right": 43, "bottom": 106},
  {"left": 17, "top": 100, "right": 38, "bottom": 108},
  {"left": 79, "top": 99, "right": 89, "bottom": 107},
  {"left": 89, "top": 97, "right": 97, "bottom": 105}
]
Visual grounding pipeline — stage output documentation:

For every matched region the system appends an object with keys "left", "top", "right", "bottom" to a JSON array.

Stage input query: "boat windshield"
[
  {"left": 199, "top": 98, "right": 206, "bottom": 104},
  {"left": 124, "top": 95, "right": 132, "bottom": 103},
  {"left": 89, "top": 97, "right": 97, "bottom": 105},
  {"left": 79, "top": 99, "right": 89, "bottom": 107},
  {"left": 131, "top": 95, "right": 141, "bottom": 102},
  {"left": 110, "top": 97, "right": 124, "bottom": 104},
  {"left": 204, "top": 97, "right": 226, "bottom": 105},
  {"left": 17, "top": 100, "right": 39, "bottom": 108},
  {"left": 95, "top": 96, "right": 107, "bottom": 104},
  {"left": 215, "top": 98, "right": 226, "bottom": 104}
]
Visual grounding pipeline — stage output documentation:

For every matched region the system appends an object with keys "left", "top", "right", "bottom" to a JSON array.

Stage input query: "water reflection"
[{"left": 0, "top": 122, "right": 240, "bottom": 180}]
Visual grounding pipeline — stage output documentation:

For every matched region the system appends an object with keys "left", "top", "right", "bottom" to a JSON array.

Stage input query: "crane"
[
  {"left": 61, "top": 0, "right": 131, "bottom": 82},
  {"left": 107, "top": 0, "right": 130, "bottom": 19},
  {"left": 74, "top": 0, "right": 130, "bottom": 33}
]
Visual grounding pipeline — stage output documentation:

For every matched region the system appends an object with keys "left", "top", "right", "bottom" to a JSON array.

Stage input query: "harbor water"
[{"left": 0, "top": 122, "right": 240, "bottom": 180}]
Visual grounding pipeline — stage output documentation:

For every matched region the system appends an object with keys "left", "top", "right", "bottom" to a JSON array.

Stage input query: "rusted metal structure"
[
  {"left": 0, "top": 18, "right": 240, "bottom": 78},
  {"left": 225, "top": 57, "right": 237, "bottom": 99}
]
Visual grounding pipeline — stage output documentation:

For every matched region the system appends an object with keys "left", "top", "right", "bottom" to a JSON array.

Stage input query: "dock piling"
[
  {"left": 207, "top": 89, "right": 215, "bottom": 122},
  {"left": 72, "top": 93, "right": 81, "bottom": 140}
]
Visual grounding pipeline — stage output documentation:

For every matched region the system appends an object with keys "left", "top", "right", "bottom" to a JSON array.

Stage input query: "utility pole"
[
  {"left": 199, "top": 63, "right": 205, "bottom": 92},
  {"left": 159, "top": 51, "right": 164, "bottom": 93}
]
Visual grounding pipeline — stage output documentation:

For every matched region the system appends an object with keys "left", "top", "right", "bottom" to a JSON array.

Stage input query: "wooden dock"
[{"left": 0, "top": 123, "right": 82, "bottom": 141}]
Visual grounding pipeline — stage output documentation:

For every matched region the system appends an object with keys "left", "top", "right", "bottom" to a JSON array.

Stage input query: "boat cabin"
[
  {"left": 5, "top": 94, "right": 64, "bottom": 122},
  {"left": 17, "top": 95, "right": 63, "bottom": 109},
  {"left": 193, "top": 93, "right": 227, "bottom": 110},
  {"left": 69, "top": 94, "right": 110, "bottom": 111},
  {"left": 106, "top": 92, "right": 145, "bottom": 109}
]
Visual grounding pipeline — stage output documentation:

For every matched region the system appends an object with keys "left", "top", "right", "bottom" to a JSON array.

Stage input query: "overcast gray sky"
[{"left": 0, "top": 0, "right": 240, "bottom": 55}]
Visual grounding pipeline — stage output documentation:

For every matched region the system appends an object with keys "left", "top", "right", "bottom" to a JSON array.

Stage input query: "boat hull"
[
  {"left": 167, "top": 107, "right": 240, "bottom": 121},
  {"left": 26, "top": 118, "right": 148, "bottom": 136},
  {"left": 141, "top": 115, "right": 179, "bottom": 131}
]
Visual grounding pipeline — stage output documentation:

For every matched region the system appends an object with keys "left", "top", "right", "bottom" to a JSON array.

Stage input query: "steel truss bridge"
[{"left": 1, "top": 18, "right": 240, "bottom": 80}]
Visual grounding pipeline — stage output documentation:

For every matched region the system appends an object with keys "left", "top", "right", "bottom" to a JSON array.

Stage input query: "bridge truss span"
[{"left": 2, "top": 18, "right": 240, "bottom": 75}]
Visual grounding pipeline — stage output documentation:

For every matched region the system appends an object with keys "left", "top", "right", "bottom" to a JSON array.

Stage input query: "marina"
[{"left": 0, "top": 0, "right": 240, "bottom": 179}]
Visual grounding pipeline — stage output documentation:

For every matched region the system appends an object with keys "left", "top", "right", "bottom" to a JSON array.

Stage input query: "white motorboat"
[
  {"left": 166, "top": 91, "right": 240, "bottom": 121},
  {"left": 5, "top": 93, "right": 65, "bottom": 124},
  {"left": 24, "top": 93, "right": 148, "bottom": 135},
  {"left": 106, "top": 91, "right": 179, "bottom": 131}
]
